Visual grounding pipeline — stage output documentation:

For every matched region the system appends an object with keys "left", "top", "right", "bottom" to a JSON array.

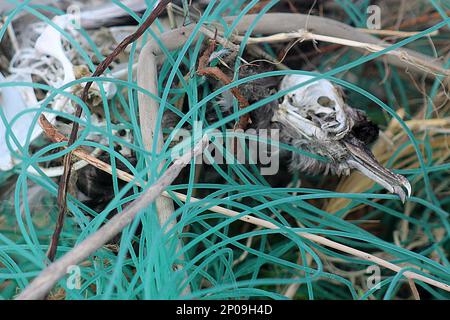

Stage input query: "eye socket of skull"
[
  {"left": 318, "top": 96, "right": 334, "bottom": 107},
  {"left": 288, "top": 95, "right": 295, "bottom": 105}
]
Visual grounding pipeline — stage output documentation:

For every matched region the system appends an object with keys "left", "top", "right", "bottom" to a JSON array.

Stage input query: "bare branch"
[{"left": 233, "top": 30, "right": 449, "bottom": 77}]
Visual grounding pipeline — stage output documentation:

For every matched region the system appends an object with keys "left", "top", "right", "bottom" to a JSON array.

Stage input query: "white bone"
[
  {"left": 0, "top": 72, "right": 44, "bottom": 170},
  {"left": 1, "top": 14, "right": 118, "bottom": 172},
  {"left": 35, "top": 15, "right": 76, "bottom": 86},
  {"left": 277, "top": 74, "right": 351, "bottom": 138}
]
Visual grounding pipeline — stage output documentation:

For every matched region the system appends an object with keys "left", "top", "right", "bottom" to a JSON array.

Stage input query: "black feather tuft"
[{"left": 351, "top": 120, "right": 379, "bottom": 145}]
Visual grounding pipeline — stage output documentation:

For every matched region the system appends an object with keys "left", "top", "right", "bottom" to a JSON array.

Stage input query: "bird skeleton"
[{"left": 272, "top": 74, "right": 411, "bottom": 202}]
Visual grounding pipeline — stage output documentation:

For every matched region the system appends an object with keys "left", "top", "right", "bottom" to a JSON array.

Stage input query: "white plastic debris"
[
  {"left": 0, "top": 15, "right": 78, "bottom": 171},
  {"left": 0, "top": 73, "right": 40, "bottom": 170},
  {"left": 80, "top": 0, "right": 153, "bottom": 29},
  {"left": 35, "top": 15, "right": 76, "bottom": 86},
  {"left": 1, "top": 14, "right": 109, "bottom": 172},
  {"left": 0, "top": 10, "right": 135, "bottom": 173},
  {"left": 0, "top": 72, "right": 111, "bottom": 174}
]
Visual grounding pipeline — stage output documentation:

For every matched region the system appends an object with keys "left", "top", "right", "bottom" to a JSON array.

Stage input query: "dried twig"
[
  {"left": 409, "top": 278, "right": 421, "bottom": 300},
  {"left": 47, "top": 0, "right": 172, "bottom": 262},
  {"left": 197, "top": 39, "right": 251, "bottom": 130},
  {"left": 198, "top": 26, "right": 240, "bottom": 52},
  {"left": 233, "top": 30, "right": 449, "bottom": 77},
  {"left": 356, "top": 28, "right": 439, "bottom": 37},
  {"left": 246, "top": 45, "right": 290, "bottom": 70},
  {"left": 283, "top": 254, "right": 313, "bottom": 299}
]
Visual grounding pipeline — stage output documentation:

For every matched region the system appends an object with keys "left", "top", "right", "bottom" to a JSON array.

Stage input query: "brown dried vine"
[{"left": 197, "top": 39, "right": 252, "bottom": 131}]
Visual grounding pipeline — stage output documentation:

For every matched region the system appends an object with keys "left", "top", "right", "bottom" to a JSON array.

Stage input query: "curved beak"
[{"left": 344, "top": 140, "right": 412, "bottom": 203}]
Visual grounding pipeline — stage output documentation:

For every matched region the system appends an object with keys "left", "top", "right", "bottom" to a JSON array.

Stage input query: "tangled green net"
[{"left": 0, "top": 0, "right": 449, "bottom": 300}]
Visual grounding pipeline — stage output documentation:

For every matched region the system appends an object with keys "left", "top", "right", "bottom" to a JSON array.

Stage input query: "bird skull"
[{"left": 274, "top": 74, "right": 352, "bottom": 140}]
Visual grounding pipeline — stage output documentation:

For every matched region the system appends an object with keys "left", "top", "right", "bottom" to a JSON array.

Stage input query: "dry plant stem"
[
  {"left": 409, "top": 278, "right": 421, "bottom": 300},
  {"left": 16, "top": 135, "right": 209, "bottom": 300},
  {"left": 38, "top": 116, "right": 123, "bottom": 179},
  {"left": 47, "top": 0, "right": 172, "bottom": 262},
  {"left": 199, "top": 26, "right": 240, "bottom": 52},
  {"left": 356, "top": 28, "right": 439, "bottom": 37},
  {"left": 236, "top": 31, "right": 449, "bottom": 77},
  {"left": 167, "top": 2, "right": 177, "bottom": 29},
  {"left": 37, "top": 116, "right": 450, "bottom": 294},
  {"left": 197, "top": 39, "right": 251, "bottom": 130},
  {"left": 284, "top": 254, "right": 313, "bottom": 299},
  {"left": 246, "top": 45, "right": 290, "bottom": 70}
]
